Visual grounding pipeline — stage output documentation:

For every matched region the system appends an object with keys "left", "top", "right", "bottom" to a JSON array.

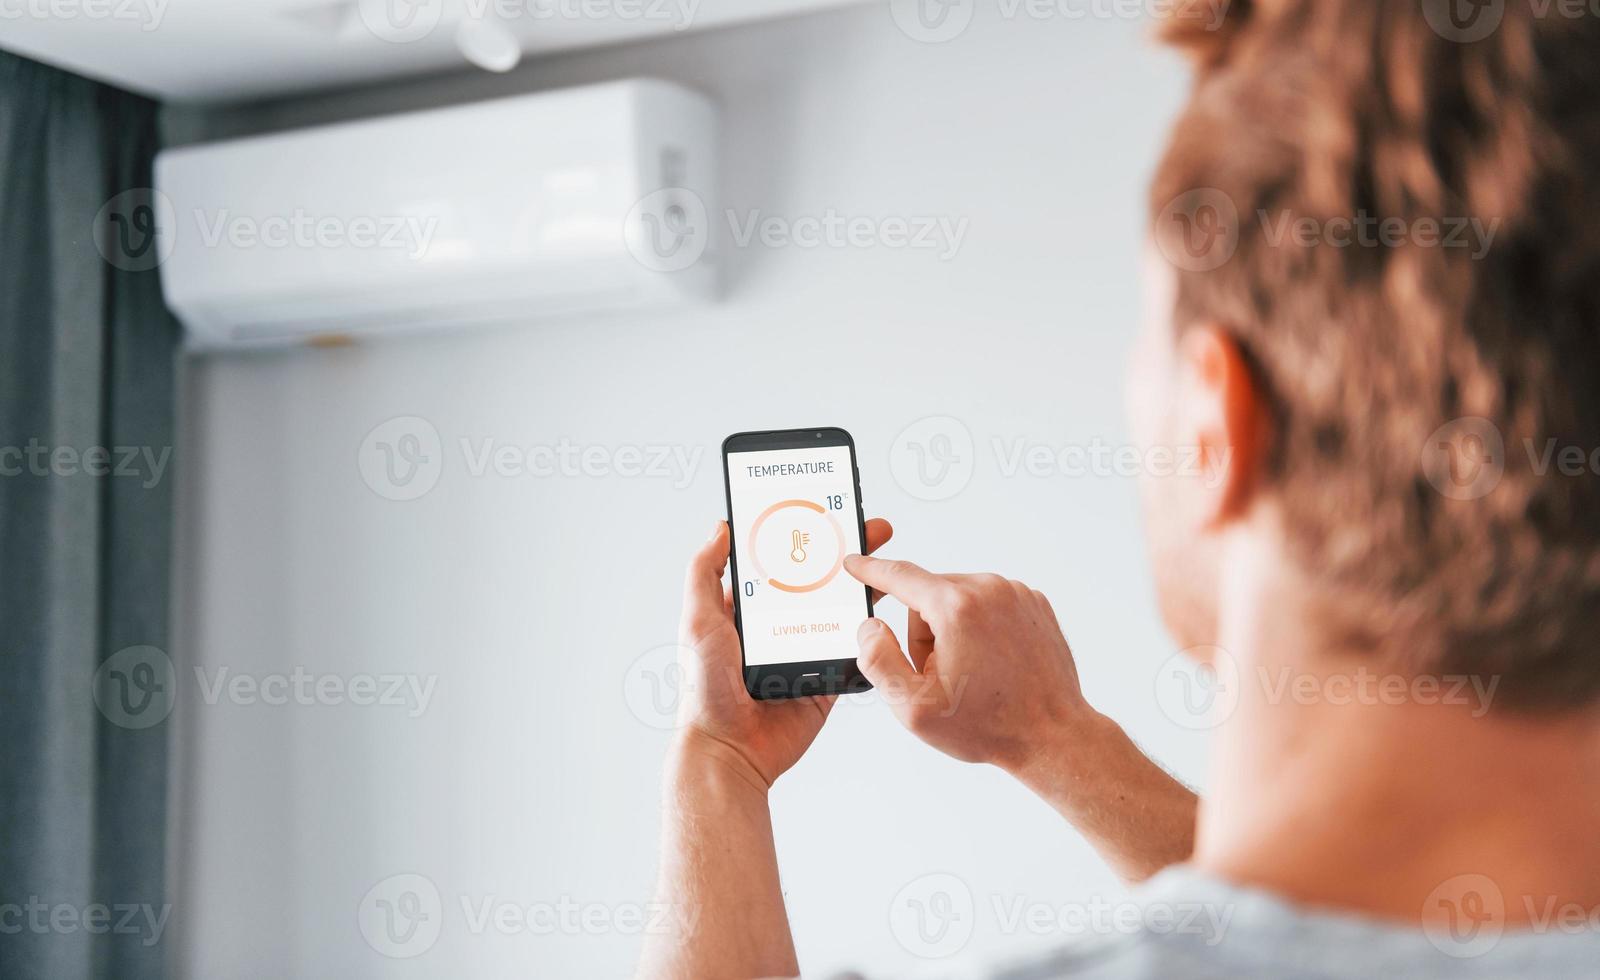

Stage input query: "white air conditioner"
[{"left": 155, "top": 79, "right": 716, "bottom": 349}]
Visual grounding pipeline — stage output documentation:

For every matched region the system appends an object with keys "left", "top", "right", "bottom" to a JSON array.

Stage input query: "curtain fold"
[{"left": 0, "top": 49, "right": 178, "bottom": 980}]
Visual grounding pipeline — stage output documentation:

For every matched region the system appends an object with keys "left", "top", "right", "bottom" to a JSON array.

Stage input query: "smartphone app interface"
[{"left": 727, "top": 446, "right": 866, "bottom": 667}]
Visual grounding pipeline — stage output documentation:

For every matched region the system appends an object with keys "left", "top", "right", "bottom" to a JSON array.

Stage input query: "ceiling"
[{"left": 0, "top": 0, "right": 867, "bottom": 103}]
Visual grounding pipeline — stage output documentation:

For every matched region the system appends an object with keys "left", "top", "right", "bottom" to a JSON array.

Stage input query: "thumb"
[{"left": 857, "top": 618, "right": 924, "bottom": 723}]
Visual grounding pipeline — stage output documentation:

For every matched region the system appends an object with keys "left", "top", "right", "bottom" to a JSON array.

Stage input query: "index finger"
[{"left": 843, "top": 555, "right": 953, "bottom": 613}]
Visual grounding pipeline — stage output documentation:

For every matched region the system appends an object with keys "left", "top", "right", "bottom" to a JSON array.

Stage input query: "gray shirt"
[{"left": 978, "top": 866, "right": 1600, "bottom": 979}]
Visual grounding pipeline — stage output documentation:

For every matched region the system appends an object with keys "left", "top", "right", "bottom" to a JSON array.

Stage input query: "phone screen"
[{"left": 723, "top": 432, "right": 870, "bottom": 688}]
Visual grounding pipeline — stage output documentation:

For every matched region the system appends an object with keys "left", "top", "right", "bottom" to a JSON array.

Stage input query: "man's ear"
[{"left": 1173, "top": 324, "right": 1270, "bottom": 526}]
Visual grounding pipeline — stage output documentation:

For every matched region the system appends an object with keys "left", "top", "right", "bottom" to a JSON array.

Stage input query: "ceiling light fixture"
[{"left": 455, "top": 17, "right": 522, "bottom": 73}]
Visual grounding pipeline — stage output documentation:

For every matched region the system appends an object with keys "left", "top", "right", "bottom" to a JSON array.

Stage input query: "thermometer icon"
[{"left": 748, "top": 500, "right": 845, "bottom": 593}]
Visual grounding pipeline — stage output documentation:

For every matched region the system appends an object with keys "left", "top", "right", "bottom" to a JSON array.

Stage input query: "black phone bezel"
[{"left": 721, "top": 427, "right": 874, "bottom": 701}]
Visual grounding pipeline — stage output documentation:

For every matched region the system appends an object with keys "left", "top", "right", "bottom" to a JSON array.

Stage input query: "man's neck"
[{"left": 1192, "top": 532, "right": 1600, "bottom": 924}]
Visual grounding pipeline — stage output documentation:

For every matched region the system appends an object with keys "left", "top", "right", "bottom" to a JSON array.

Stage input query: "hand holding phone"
[
  {"left": 675, "top": 515, "right": 892, "bottom": 789},
  {"left": 722, "top": 429, "right": 874, "bottom": 700}
]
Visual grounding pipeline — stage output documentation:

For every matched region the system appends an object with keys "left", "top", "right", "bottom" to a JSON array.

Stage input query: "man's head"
[{"left": 1132, "top": 0, "right": 1600, "bottom": 709}]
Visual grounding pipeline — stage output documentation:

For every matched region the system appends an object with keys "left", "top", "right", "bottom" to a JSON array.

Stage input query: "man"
[{"left": 641, "top": 3, "right": 1600, "bottom": 976}]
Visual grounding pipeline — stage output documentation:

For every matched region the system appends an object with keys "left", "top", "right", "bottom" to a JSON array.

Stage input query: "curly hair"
[{"left": 1150, "top": 0, "right": 1600, "bottom": 708}]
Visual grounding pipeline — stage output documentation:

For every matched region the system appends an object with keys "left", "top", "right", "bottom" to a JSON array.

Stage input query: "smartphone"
[{"left": 722, "top": 428, "right": 874, "bottom": 700}]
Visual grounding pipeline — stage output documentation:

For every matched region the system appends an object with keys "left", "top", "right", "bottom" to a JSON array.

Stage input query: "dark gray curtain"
[{"left": 0, "top": 50, "right": 178, "bottom": 980}]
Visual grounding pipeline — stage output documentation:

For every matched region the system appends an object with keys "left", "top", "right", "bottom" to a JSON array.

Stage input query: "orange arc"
[{"left": 747, "top": 498, "right": 846, "bottom": 594}]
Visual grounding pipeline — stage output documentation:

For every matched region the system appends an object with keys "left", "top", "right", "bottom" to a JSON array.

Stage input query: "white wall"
[{"left": 169, "top": 7, "right": 1198, "bottom": 977}]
